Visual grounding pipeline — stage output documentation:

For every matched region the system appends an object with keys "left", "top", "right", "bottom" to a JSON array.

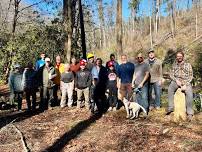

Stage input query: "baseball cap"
[
  {"left": 45, "top": 57, "right": 51, "bottom": 62},
  {"left": 148, "top": 48, "right": 154, "bottom": 53},
  {"left": 107, "top": 61, "right": 114, "bottom": 67},
  {"left": 80, "top": 59, "right": 87, "bottom": 66},
  {"left": 87, "top": 53, "right": 94, "bottom": 59}
]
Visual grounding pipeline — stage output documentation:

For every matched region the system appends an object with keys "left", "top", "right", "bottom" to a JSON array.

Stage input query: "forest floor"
[{"left": 0, "top": 85, "right": 202, "bottom": 152}]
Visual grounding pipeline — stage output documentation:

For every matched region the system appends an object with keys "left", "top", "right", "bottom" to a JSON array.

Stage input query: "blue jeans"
[
  {"left": 136, "top": 83, "right": 149, "bottom": 112},
  {"left": 149, "top": 81, "right": 161, "bottom": 107}
]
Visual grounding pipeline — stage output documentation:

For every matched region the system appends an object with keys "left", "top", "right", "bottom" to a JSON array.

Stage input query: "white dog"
[{"left": 123, "top": 98, "right": 147, "bottom": 119}]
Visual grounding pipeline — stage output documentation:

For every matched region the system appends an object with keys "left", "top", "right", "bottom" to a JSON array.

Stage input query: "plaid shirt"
[{"left": 170, "top": 61, "right": 193, "bottom": 85}]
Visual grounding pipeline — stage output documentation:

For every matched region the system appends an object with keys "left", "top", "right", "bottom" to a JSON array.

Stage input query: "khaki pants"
[
  {"left": 60, "top": 82, "right": 74, "bottom": 107},
  {"left": 77, "top": 87, "right": 90, "bottom": 108}
]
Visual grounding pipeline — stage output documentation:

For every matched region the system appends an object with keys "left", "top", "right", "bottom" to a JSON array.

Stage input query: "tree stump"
[{"left": 174, "top": 88, "right": 187, "bottom": 122}]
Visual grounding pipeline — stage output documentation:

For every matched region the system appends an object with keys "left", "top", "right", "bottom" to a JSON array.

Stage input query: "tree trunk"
[
  {"left": 155, "top": 0, "right": 160, "bottom": 35},
  {"left": 63, "top": 0, "right": 73, "bottom": 62},
  {"left": 116, "top": 0, "right": 123, "bottom": 56},
  {"left": 97, "top": 0, "right": 106, "bottom": 48},
  {"left": 78, "top": 0, "right": 87, "bottom": 59}
]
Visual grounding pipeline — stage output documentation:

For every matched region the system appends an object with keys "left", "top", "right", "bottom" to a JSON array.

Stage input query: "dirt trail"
[{"left": 0, "top": 85, "right": 202, "bottom": 152}]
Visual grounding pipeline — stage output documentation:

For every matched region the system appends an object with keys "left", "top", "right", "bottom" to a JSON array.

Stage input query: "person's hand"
[
  {"left": 176, "top": 80, "right": 182, "bottom": 87},
  {"left": 75, "top": 88, "right": 78, "bottom": 91},
  {"left": 158, "top": 80, "right": 162, "bottom": 86},
  {"left": 117, "top": 82, "right": 120, "bottom": 89},
  {"left": 181, "top": 85, "right": 187, "bottom": 91},
  {"left": 138, "top": 83, "right": 143, "bottom": 88}
]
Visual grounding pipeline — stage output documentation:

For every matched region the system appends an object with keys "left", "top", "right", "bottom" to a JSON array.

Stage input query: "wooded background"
[{"left": 0, "top": 0, "right": 201, "bottom": 85}]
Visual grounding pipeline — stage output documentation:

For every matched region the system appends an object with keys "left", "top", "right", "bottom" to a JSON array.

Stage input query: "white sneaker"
[{"left": 108, "top": 107, "right": 112, "bottom": 111}]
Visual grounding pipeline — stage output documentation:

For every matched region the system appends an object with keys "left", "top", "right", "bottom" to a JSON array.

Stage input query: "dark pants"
[
  {"left": 25, "top": 88, "right": 36, "bottom": 111},
  {"left": 40, "top": 85, "right": 57, "bottom": 110},
  {"left": 14, "top": 91, "right": 23, "bottom": 111},
  {"left": 93, "top": 84, "right": 107, "bottom": 113},
  {"left": 107, "top": 83, "right": 118, "bottom": 108}
]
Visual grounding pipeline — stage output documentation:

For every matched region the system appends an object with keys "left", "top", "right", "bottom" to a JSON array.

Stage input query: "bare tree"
[
  {"left": 97, "top": 0, "right": 106, "bottom": 48},
  {"left": 116, "top": 0, "right": 123, "bottom": 55}
]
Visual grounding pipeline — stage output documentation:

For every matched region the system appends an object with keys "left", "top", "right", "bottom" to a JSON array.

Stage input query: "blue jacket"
[
  {"left": 35, "top": 59, "right": 45, "bottom": 71},
  {"left": 9, "top": 71, "right": 23, "bottom": 93},
  {"left": 117, "top": 62, "right": 135, "bottom": 84}
]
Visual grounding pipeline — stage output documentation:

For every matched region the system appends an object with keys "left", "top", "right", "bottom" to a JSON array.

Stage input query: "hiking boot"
[
  {"left": 149, "top": 106, "right": 154, "bottom": 111},
  {"left": 155, "top": 106, "right": 161, "bottom": 110},
  {"left": 166, "top": 110, "right": 173, "bottom": 115},
  {"left": 187, "top": 115, "right": 193, "bottom": 122}
]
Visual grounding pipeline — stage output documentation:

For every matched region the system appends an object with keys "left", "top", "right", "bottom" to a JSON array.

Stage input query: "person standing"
[
  {"left": 60, "top": 64, "right": 74, "bottom": 108},
  {"left": 106, "top": 53, "right": 119, "bottom": 71},
  {"left": 54, "top": 55, "right": 65, "bottom": 105},
  {"left": 70, "top": 57, "right": 80, "bottom": 74},
  {"left": 8, "top": 64, "right": 23, "bottom": 111},
  {"left": 75, "top": 59, "right": 92, "bottom": 109},
  {"left": 117, "top": 54, "right": 135, "bottom": 101},
  {"left": 166, "top": 50, "right": 194, "bottom": 121},
  {"left": 39, "top": 57, "right": 57, "bottom": 110},
  {"left": 35, "top": 53, "right": 46, "bottom": 71},
  {"left": 106, "top": 61, "right": 118, "bottom": 111},
  {"left": 91, "top": 58, "right": 108, "bottom": 113},
  {"left": 22, "top": 62, "right": 38, "bottom": 111},
  {"left": 35, "top": 52, "right": 46, "bottom": 105},
  {"left": 132, "top": 53, "right": 150, "bottom": 115},
  {"left": 86, "top": 53, "right": 95, "bottom": 72},
  {"left": 145, "top": 49, "right": 163, "bottom": 110}
]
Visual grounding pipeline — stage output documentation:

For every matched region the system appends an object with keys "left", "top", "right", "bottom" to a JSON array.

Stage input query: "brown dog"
[{"left": 174, "top": 88, "right": 187, "bottom": 122}]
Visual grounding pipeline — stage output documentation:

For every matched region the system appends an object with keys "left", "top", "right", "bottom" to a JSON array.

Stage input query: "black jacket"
[{"left": 75, "top": 68, "right": 92, "bottom": 89}]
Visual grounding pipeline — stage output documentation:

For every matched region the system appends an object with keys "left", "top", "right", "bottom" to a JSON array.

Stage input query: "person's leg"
[
  {"left": 31, "top": 90, "right": 37, "bottom": 111},
  {"left": 67, "top": 83, "right": 74, "bottom": 107},
  {"left": 153, "top": 81, "right": 161, "bottom": 108},
  {"left": 17, "top": 92, "right": 23, "bottom": 111},
  {"left": 48, "top": 87, "right": 54, "bottom": 108},
  {"left": 120, "top": 83, "right": 126, "bottom": 101},
  {"left": 53, "top": 84, "right": 58, "bottom": 106},
  {"left": 126, "top": 83, "right": 132, "bottom": 101},
  {"left": 167, "top": 81, "right": 178, "bottom": 113},
  {"left": 140, "top": 84, "right": 149, "bottom": 113},
  {"left": 77, "top": 89, "right": 83, "bottom": 108},
  {"left": 25, "top": 90, "right": 31, "bottom": 111},
  {"left": 83, "top": 87, "right": 90, "bottom": 109},
  {"left": 185, "top": 84, "right": 194, "bottom": 116},
  {"left": 42, "top": 87, "right": 48, "bottom": 110},
  {"left": 148, "top": 83, "right": 154, "bottom": 109},
  {"left": 60, "top": 86, "right": 67, "bottom": 108}
]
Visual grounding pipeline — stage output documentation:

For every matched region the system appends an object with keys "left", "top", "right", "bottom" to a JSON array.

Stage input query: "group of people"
[{"left": 8, "top": 49, "right": 194, "bottom": 120}]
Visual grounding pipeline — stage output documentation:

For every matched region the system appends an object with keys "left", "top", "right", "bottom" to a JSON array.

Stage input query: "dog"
[{"left": 123, "top": 98, "right": 147, "bottom": 119}]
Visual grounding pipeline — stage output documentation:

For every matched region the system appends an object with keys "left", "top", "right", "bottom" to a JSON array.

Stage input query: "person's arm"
[
  {"left": 139, "top": 72, "right": 150, "bottom": 88},
  {"left": 21, "top": 70, "right": 26, "bottom": 90},
  {"left": 132, "top": 72, "right": 136, "bottom": 88},
  {"left": 159, "top": 60, "right": 163, "bottom": 85},
  {"left": 8, "top": 73, "right": 14, "bottom": 93},
  {"left": 87, "top": 72, "right": 92, "bottom": 87},
  {"left": 186, "top": 63, "right": 193, "bottom": 85},
  {"left": 49, "top": 67, "right": 57, "bottom": 80},
  {"left": 169, "top": 63, "right": 177, "bottom": 82}
]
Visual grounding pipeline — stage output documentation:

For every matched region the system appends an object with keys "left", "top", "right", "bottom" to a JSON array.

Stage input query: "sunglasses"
[{"left": 137, "top": 57, "right": 143, "bottom": 59}]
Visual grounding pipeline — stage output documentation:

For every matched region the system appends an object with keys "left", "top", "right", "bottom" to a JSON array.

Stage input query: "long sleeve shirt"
[
  {"left": 170, "top": 61, "right": 193, "bottom": 85},
  {"left": 145, "top": 58, "right": 163, "bottom": 83}
]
